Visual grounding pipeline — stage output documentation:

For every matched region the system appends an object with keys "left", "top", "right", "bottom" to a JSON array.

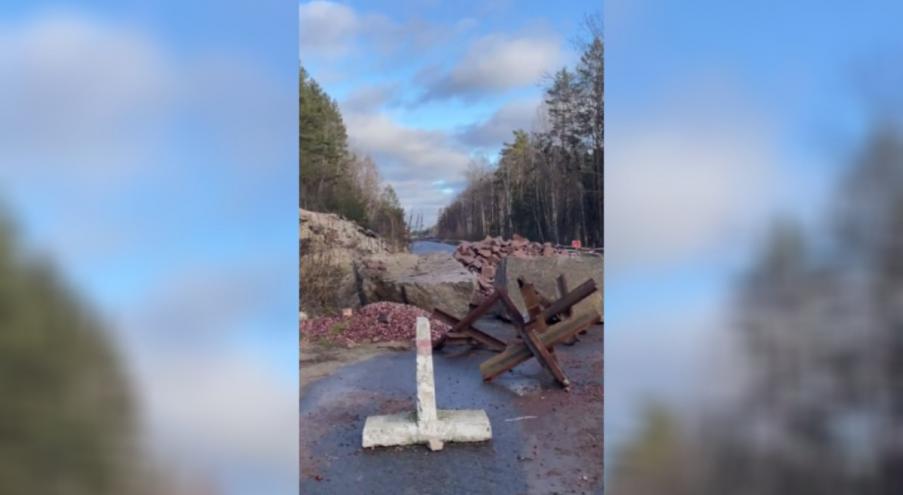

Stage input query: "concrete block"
[{"left": 362, "top": 317, "right": 492, "bottom": 451}]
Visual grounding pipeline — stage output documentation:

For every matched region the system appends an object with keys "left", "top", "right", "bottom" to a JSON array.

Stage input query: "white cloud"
[
  {"left": 298, "top": 1, "right": 359, "bottom": 58},
  {"left": 341, "top": 83, "right": 400, "bottom": 112},
  {"left": 0, "top": 12, "right": 171, "bottom": 177},
  {"left": 0, "top": 12, "right": 293, "bottom": 272},
  {"left": 456, "top": 97, "right": 542, "bottom": 147},
  {"left": 344, "top": 112, "right": 472, "bottom": 179},
  {"left": 138, "top": 352, "right": 296, "bottom": 476},
  {"left": 422, "top": 34, "right": 562, "bottom": 101},
  {"left": 118, "top": 260, "right": 297, "bottom": 492},
  {"left": 126, "top": 265, "right": 285, "bottom": 343},
  {"left": 343, "top": 110, "right": 476, "bottom": 225},
  {"left": 607, "top": 85, "right": 779, "bottom": 269},
  {"left": 1, "top": 12, "right": 289, "bottom": 185},
  {"left": 299, "top": 1, "right": 478, "bottom": 72},
  {"left": 343, "top": 110, "right": 475, "bottom": 224}
]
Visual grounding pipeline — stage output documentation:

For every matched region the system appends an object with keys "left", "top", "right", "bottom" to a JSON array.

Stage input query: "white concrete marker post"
[{"left": 362, "top": 317, "right": 492, "bottom": 451}]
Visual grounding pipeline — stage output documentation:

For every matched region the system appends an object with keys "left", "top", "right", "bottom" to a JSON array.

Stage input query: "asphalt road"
[{"left": 300, "top": 319, "right": 604, "bottom": 495}]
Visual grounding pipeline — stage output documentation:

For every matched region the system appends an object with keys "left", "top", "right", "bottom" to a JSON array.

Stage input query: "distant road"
[
  {"left": 410, "top": 240, "right": 457, "bottom": 254},
  {"left": 411, "top": 238, "right": 602, "bottom": 256}
]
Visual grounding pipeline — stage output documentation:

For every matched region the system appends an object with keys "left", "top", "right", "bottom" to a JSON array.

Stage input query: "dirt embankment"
[{"left": 301, "top": 208, "right": 478, "bottom": 318}]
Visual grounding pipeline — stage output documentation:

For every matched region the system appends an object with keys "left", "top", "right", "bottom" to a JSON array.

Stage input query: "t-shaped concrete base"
[{"left": 362, "top": 317, "right": 492, "bottom": 451}]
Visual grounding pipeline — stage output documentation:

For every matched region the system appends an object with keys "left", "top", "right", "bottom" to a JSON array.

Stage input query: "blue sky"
[
  {"left": 300, "top": 0, "right": 601, "bottom": 226},
  {"left": 0, "top": 2, "right": 296, "bottom": 493},
  {"left": 604, "top": 0, "right": 903, "bottom": 472}
]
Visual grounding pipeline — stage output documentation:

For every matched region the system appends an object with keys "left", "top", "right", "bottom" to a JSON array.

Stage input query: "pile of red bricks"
[
  {"left": 300, "top": 302, "right": 450, "bottom": 347},
  {"left": 453, "top": 234, "right": 565, "bottom": 301}
]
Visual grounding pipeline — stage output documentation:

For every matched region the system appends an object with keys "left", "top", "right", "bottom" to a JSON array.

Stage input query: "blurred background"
[
  {"left": 606, "top": 0, "right": 903, "bottom": 493},
  {"left": 0, "top": 2, "right": 296, "bottom": 494}
]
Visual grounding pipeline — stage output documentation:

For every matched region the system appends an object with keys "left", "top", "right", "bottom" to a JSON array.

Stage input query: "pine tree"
[{"left": 435, "top": 20, "right": 604, "bottom": 247}]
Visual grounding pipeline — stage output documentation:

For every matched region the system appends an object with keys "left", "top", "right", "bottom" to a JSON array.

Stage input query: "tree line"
[
  {"left": 436, "top": 17, "right": 603, "bottom": 247},
  {"left": 300, "top": 66, "right": 408, "bottom": 249}
]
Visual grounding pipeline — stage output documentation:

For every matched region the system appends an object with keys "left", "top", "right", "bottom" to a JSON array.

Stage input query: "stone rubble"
[
  {"left": 300, "top": 301, "right": 450, "bottom": 347},
  {"left": 453, "top": 234, "right": 567, "bottom": 303}
]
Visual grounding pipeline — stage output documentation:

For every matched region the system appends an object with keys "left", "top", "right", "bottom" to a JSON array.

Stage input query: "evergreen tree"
[
  {"left": 300, "top": 66, "right": 408, "bottom": 245},
  {"left": 0, "top": 215, "right": 143, "bottom": 494},
  {"left": 299, "top": 66, "right": 366, "bottom": 223},
  {"left": 435, "top": 22, "right": 604, "bottom": 246}
]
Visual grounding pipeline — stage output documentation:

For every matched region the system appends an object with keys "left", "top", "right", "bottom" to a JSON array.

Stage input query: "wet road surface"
[
  {"left": 300, "top": 319, "right": 604, "bottom": 495},
  {"left": 411, "top": 240, "right": 458, "bottom": 254}
]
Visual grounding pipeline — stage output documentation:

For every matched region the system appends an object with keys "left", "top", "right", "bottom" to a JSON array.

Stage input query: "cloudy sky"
[
  {"left": 604, "top": 0, "right": 903, "bottom": 474},
  {"left": 299, "top": 0, "right": 597, "bottom": 226}
]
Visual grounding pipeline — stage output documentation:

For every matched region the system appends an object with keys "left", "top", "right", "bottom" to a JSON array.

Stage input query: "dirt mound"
[
  {"left": 300, "top": 209, "right": 392, "bottom": 255},
  {"left": 300, "top": 302, "right": 451, "bottom": 347}
]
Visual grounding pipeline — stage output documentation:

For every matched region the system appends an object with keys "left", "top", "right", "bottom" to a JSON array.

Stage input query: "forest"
[
  {"left": 299, "top": 66, "right": 408, "bottom": 249},
  {"left": 435, "top": 19, "right": 604, "bottom": 247}
]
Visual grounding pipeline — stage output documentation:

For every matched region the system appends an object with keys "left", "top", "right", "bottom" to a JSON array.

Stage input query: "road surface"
[{"left": 300, "top": 318, "right": 604, "bottom": 495}]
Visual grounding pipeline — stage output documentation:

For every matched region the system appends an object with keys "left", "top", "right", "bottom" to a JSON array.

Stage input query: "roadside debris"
[
  {"left": 454, "top": 234, "right": 570, "bottom": 302},
  {"left": 301, "top": 302, "right": 450, "bottom": 347}
]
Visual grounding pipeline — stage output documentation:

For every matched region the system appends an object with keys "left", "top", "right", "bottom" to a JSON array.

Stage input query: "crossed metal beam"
[{"left": 432, "top": 274, "right": 601, "bottom": 390}]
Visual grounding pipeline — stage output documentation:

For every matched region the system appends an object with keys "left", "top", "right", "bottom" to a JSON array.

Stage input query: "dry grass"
[{"left": 300, "top": 246, "right": 346, "bottom": 316}]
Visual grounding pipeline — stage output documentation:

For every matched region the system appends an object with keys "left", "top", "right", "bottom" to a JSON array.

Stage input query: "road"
[
  {"left": 411, "top": 240, "right": 458, "bottom": 254},
  {"left": 300, "top": 318, "right": 604, "bottom": 495}
]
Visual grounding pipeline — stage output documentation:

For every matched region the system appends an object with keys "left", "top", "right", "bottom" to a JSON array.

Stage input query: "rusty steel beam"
[
  {"left": 431, "top": 329, "right": 473, "bottom": 350},
  {"left": 539, "top": 278, "right": 597, "bottom": 324},
  {"left": 480, "top": 307, "right": 601, "bottom": 382},
  {"left": 431, "top": 308, "right": 507, "bottom": 352},
  {"left": 555, "top": 274, "right": 579, "bottom": 345},
  {"left": 495, "top": 286, "right": 526, "bottom": 328},
  {"left": 556, "top": 274, "right": 572, "bottom": 319},
  {"left": 449, "top": 290, "right": 501, "bottom": 334},
  {"left": 517, "top": 279, "right": 545, "bottom": 321},
  {"left": 515, "top": 319, "right": 571, "bottom": 389},
  {"left": 516, "top": 276, "right": 553, "bottom": 308}
]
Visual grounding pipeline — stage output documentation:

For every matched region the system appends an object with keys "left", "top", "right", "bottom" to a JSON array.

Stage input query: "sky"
[
  {"left": 0, "top": 2, "right": 297, "bottom": 493},
  {"left": 604, "top": 0, "right": 903, "bottom": 475},
  {"left": 299, "top": 0, "right": 601, "bottom": 226}
]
